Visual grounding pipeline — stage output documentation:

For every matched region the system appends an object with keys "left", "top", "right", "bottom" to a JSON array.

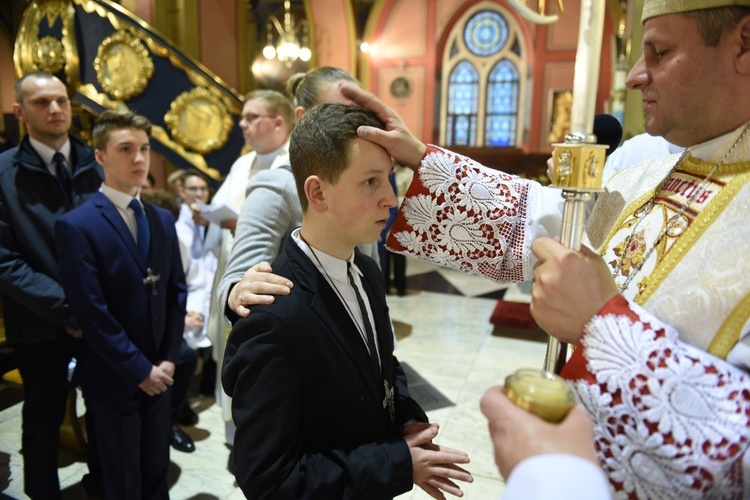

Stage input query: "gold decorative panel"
[
  {"left": 164, "top": 87, "right": 233, "bottom": 154},
  {"left": 94, "top": 29, "right": 154, "bottom": 100},
  {"left": 32, "top": 36, "right": 66, "bottom": 74}
]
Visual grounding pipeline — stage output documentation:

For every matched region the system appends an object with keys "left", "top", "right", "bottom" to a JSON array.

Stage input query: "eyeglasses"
[
  {"left": 185, "top": 186, "right": 209, "bottom": 193},
  {"left": 241, "top": 113, "right": 275, "bottom": 124}
]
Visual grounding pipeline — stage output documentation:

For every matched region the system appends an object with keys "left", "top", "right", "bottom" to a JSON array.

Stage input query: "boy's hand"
[
  {"left": 139, "top": 365, "right": 174, "bottom": 396},
  {"left": 185, "top": 311, "right": 204, "bottom": 331},
  {"left": 405, "top": 424, "right": 473, "bottom": 499},
  {"left": 228, "top": 261, "right": 293, "bottom": 318},
  {"left": 65, "top": 327, "right": 83, "bottom": 338},
  {"left": 157, "top": 360, "right": 175, "bottom": 378}
]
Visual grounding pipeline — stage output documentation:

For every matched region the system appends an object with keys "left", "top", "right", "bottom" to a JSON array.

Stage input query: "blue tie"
[{"left": 128, "top": 199, "right": 150, "bottom": 260}]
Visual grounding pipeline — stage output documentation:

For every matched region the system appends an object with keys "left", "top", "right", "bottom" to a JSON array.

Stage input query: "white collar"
[
  {"left": 689, "top": 122, "right": 750, "bottom": 163},
  {"left": 29, "top": 136, "right": 71, "bottom": 168},
  {"left": 291, "top": 228, "right": 356, "bottom": 286},
  {"left": 101, "top": 183, "right": 142, "bottom": 211}
]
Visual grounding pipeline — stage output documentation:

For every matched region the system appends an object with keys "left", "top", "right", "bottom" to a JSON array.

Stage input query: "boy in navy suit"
[
  {"left": 55, "top": 111, "right": 187, "bottom": 499},
  {"left": 222, "top": 104, "right": 473, "bottom": 499}
]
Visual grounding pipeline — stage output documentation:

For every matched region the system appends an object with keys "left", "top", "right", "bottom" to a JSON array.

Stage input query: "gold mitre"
[{"left": 643, "top": 0, "right": 750, "bottom": 22}]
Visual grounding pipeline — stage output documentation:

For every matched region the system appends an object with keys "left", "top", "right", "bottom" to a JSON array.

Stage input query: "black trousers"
[
  {"left": 14, "top": 336, "right": 79, "bottom": 500},
  {"left": 385, "top": 251, "right": 407, "bottom": 294},
  {"left": 87, "top": 388, "right": 171, "bottom": 500},
  {"left": 172, "top": 339, "right": 197, "bottom": 418}
]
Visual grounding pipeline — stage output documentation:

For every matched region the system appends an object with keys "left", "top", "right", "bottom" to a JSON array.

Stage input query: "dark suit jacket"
[
  {"left": 222, "top": 239, "right": 427, "bottom": 500},
  {"left": 55, "top": 191, "right": 187, "bottom": 404},
  {"left": 0, "top": 136, "right": 102, "bottom": 344}
]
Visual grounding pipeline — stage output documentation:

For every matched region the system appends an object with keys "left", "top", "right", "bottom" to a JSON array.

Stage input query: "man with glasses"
[{"left": 196, "top": 90, "right": 295, "bottom": 445}]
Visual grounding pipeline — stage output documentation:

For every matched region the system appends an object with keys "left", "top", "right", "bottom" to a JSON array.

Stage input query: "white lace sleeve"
[
  {"left": 386, "top": 145, "right": 564, "bottom": 284},
  {"left": 563, "top": 295, "right": 750, "bottom": 499}
]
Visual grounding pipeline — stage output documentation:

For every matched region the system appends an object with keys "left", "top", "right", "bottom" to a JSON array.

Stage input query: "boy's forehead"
[
  {"left": 105, "top": 127, "right": 149, "bottom": 146},
  {"left": 348, "top": 137, "right": 392, "bottom": 167}
]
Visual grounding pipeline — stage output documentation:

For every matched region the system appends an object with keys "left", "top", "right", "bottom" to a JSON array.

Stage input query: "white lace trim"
[
  {"left": 390, "top": 148, "right": 531, "bottom": 283},
  {"left": 576, "top": 303, "right": 750, "bottom": 499}
]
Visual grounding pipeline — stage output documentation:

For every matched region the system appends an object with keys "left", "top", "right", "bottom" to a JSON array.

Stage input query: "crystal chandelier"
[{"left": 262, "top": 0, "right": 311, "bottom": 67}]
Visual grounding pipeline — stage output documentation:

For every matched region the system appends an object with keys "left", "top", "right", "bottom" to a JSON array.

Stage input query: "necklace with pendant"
[
  {"left": 612, "top": 124, "right": 750, "bottom": 293},
  {"left": 298, "top": 233, "right": 376, "bottom": 363}
]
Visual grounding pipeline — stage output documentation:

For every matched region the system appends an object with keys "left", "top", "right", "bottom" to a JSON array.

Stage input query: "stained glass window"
[
  {"left": 486, "top": 59, "right": 519, "bottom": 146},
  {"left": 442, "top": 8, "right": 524, "bottom": 148},
  {"left": 447, "top": 60, "right": 479, "bottom": 146},
  {"left": 464, "top": 11, "right": 508, "bottom": 57}
]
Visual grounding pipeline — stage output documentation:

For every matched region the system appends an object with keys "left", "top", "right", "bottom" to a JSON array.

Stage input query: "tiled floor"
[{"left": 0, "top": 257, "right": 549, "bottom": 499}]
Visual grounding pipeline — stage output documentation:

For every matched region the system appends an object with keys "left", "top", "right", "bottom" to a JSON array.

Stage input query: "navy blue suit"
[{"left": 55, "top": 191, "right": 187, "bottom": 499}]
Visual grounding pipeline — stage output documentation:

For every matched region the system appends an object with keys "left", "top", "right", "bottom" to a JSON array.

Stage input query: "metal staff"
[{"left": 544, "top": 0, "right": 609, "bottom": 374}]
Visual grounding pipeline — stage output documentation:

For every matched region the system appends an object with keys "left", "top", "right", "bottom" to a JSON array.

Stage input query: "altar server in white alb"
[{"left": 339, "top": 1, "right": 750, "bottom": 497}]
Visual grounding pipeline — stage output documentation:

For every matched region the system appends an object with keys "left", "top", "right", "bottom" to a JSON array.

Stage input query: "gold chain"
[{"left": 613, "top": 124, "right": 750, "bottom": 293}]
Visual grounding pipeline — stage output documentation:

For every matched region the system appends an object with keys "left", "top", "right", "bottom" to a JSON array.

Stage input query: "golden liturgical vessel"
[{"left": 503, "top": 369, "right": 575, "bottom": 423}]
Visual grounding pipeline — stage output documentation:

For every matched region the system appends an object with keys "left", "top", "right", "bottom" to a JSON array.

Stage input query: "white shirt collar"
[
  {"left": 29, "top": 136, "right": 71, "bottom": 169},
  {"left": 689, "top": 123, "right": 750, "bottom": 163},
  {"left": 100, "top": 183, "right": 141, "bottom": 211},
  {"left": 291, "top": 228, "right": 355, "bottom": 286}
]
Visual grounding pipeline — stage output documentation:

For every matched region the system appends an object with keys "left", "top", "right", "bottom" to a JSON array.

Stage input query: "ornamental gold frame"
[
  {"left": 13, "top": 0, "right": 244, "bottom": 181},
  {"left": 94, "top": 28, "right": 154, "bottom": 100}
]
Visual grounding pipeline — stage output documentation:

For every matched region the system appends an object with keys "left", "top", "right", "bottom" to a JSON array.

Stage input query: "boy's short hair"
[
  {"left": 93, "top": 110, "right": 152, "bottom": 150},
  {"left": 289, "top": 103, "right": 385, "bottom": 212}
]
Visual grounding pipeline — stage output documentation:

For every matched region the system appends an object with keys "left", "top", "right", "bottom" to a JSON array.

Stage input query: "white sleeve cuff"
[{"left": 503, "top": 454, "right": 610, "bottom": 500}]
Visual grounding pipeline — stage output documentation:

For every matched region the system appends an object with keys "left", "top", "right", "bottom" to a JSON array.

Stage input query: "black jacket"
[
  {"left": 0, "top": 135, "right": 103, "bottom": 344},
  {"left": 223, "top": 241, "right": 427, "bottom": 499}
]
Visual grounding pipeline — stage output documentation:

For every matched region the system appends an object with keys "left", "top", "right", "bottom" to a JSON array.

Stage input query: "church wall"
[
  {"left": 198, "top": 0, "right": 240, "bottom": 90},
  {"left": 307, "top": 0, "right": 357, "bottom": 75},
  {"left": 363, "top": 0, "right": 614, "bottom": 153},
  {"left": 1, "top": 0, "right": 617, "bottom": 157},
  {"left": 362, "top": 0, "right": 436, "bottom": 146}
]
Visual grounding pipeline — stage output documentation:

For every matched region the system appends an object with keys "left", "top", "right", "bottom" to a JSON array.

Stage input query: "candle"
[{"left": 569, "top": 0, "right": 606, "bottom": 137}]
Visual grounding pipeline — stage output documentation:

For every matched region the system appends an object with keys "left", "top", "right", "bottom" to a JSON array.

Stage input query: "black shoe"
[
  {"left": 81, "top": 472, "right": 104, "bottom": 498},
  {"left": 174, "top": 406, "right": 199, "bottom": 426},
  {"left": 171, "top": 424, "right": 195, "bottom": 453}
]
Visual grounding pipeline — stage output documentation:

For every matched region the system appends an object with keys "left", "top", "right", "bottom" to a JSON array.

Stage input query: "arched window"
[
  {"left": 447, "top": 61, "right": 479, "bottom": 146},
  {"left": 441, "top": 5, "right": 526, "bottom": 148},
  {"left": 486, "top": 59, "right": 519, "bottom": 146}
]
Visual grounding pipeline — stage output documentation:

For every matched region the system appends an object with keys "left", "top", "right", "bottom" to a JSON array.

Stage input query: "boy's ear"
[
  {"left": 304, "top": 175, "right": 327, "bottom": 211},
  {"left": 736, "top": 15, "right": 750, "bottom": 74},
  {"left": 94, "top": 149, "right": 106, "bottom": 167}
]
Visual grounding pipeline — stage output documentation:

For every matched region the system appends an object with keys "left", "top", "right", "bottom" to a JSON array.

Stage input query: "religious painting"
[{"left": 547, "top": 89, "right": 572, "bottom": 143}]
